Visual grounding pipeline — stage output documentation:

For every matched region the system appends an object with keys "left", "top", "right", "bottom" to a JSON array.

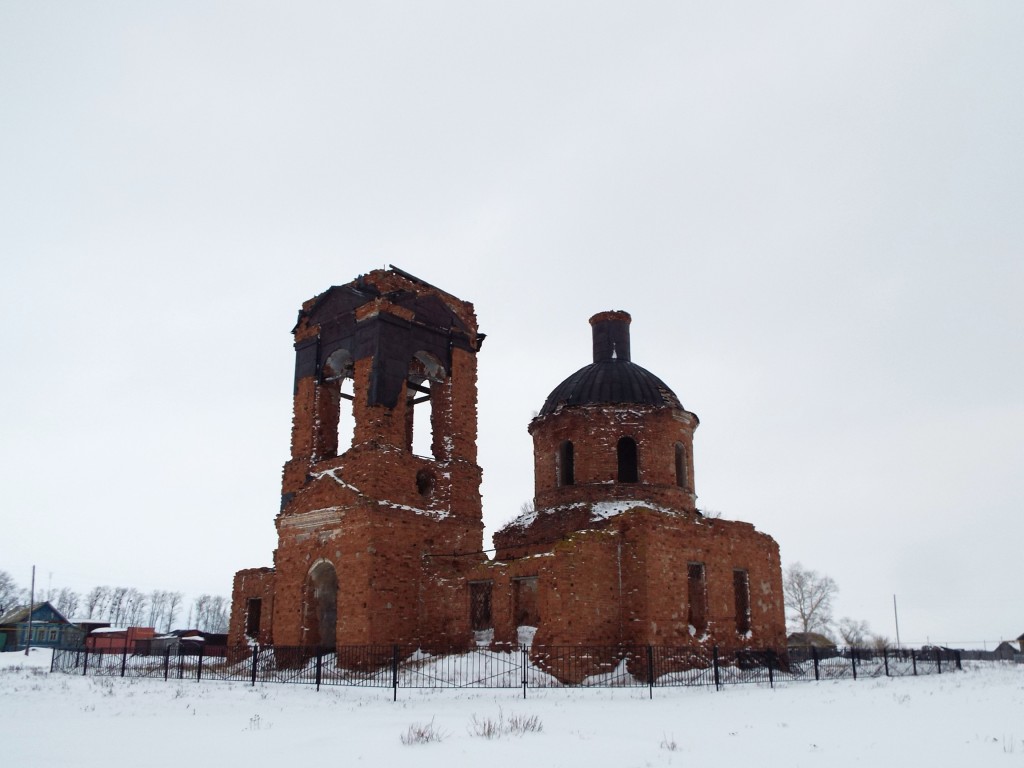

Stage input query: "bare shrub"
[
  {"left": 469, "top": 708, "right": 542, "bottom": 739},
  {"left": 469, "top": 713, "right": 502, "bottom": 740},
  {"left": 506, "top": 712, "right": 543, "bottom": 735},
  {"left": 401, "top": 718, "right": 446, "bottom": 745}
]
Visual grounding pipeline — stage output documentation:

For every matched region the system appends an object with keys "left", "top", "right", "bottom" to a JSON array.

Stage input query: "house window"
[
  {"left": 558, "top": 441, "right": 575, "bottom": 486},
  {"left": 734, "top": 570, "right": 751, "bottom": 634},
  {"left": 469, "top": 581, "right": 493, "bottom": 632},
  {"left": 245, "top": 598, "right": 262, "bottom": 639},
  {"left": 617, "top": 437, "right": 638, "bottom": 483},
  {"left": 48, "top": 628, "right": 58, "bottom": 642},
  {"left": 675, "top": 443, "right": 687, "bottom": 488},
  {"left": 687, "top": 562, "right": 707, "bottom": 633}
]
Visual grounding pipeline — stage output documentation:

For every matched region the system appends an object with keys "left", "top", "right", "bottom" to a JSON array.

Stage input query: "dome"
[
  {"left": 538, "top": 311, "right": 684, "bottom": 416},
  {"left": 539, "top": 360, "right": 682, "bottom": 415}
]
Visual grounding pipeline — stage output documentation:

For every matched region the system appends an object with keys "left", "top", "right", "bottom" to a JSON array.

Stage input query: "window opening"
[
  {"left": 558, "top": 441, "right": 575, "bottom": 486},
  {"left": 407, "top": 352, "right": 446, "bottom": 459},
  {"left": 304, "top": 561, "right": 338, "bottom": 649},
  {"left": 675, "top": 443, "right": 687, "bottom": 488},
  {"left": 687, "top": 562, "right": 707, "bottom": 633},
  {"left": 469, "top": 580, "right": 494, "bottom": 639},
  {"left": 245, "top": 598, "right": 262, "bottom": 639},
  {"left": 415, "top": 468, "right": 435, "bottom": 498},
  {"left": 617, "top": 436, "right": 638, "bottom": 483},
  {"left": 734, "top": 569, "right": 751, "bottom": 634},
  {"left": 513, "top": 577, "right": 540, "bottom": 647},
  {"left": 320, "top": 349, "right": 355, "bottom": 457}
]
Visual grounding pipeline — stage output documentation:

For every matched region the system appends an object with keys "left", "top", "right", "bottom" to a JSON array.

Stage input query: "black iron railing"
[{"left": 50, "top": 643, "right": 962, "bottom": 698}]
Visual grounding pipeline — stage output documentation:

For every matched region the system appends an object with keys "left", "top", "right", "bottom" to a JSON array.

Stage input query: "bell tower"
[{"left": 266, "top": 267, "right": 485, "bottom": 648}]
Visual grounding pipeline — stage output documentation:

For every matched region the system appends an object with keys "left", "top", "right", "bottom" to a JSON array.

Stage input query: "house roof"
[
  {"left": 787, "top": 632, "right": 837, "bottom": 648},
  {"left": 0, "top": 601, "right": 72, "bottom": 626}
]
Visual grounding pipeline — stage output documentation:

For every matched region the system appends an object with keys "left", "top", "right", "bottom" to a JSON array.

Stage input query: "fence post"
[
  {"left": 522, "top": 646, "right": 528, "bottom": 700},
  {"left": 392, "top": 645, "right": 399, "bottom": 702},
  {"left": 120, "top": 643, "right": 129, "bottom": 677},
  {"left": 850, "top": 647, "right": 857, "bottom": 680},
  {"left": 812, "top": 645, "right": 819, "bottom": 681},
  {"left": 164, "top": 646, "right": 171, "bottom": 681},
  {"left": 956, "top": 650, "right": 962, "bottom": 671},
  {"left": 883, "top": 646, "right": 889, "bottom": 677},
  {"left": 178, "top": 647, "right": 184, "bottom": 679},
  {"left": 767, "top": 651, "right": 774, "bottom": 689},
  {"left": 936, "top": 648, "right": 941, "bottom": 675},
  {"left": 50, "top": 648, "right": 57, "bottom": 673},
  {"left": 911, "top": 649, "right": 917, "bottom": 676},
  {"left": 315, "top": 649, "right": 323, "bottom": 692},
  {"left": 197, "top": 645, "right": 204, "bottom": 681},
  {"left": 83, "top": 645, "right": 89, "bottom": 676},
  {"left": 713, "top": 645, "right": 721, "bottom": 692},
  {"left": 647, "top": 645, "right": 655, "bottom": 699},
  {"left": 251, "top": 645, "right": 259, "bottom": 687}
]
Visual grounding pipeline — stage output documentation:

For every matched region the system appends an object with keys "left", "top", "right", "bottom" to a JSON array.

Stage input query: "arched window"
[
  {"left": 320, "top": 348, "right": 355, "bottom": 458},
  {"left": 617, "top": 436, "right": 638, "bottom": 483},
  {"left": 406, "top": 351, "right": 446, "bottom": 459},
  {"left": 304, "top": 560, "right": 338, "bottom": 649},
  {"left": 675, "top": 443, "right": 687, "bottom": 488},
  {"left": 415, "top": 468, "right": 436, "bottom": 498},
  {"left": 558, "top": 440, "right": 575, "bottom": 486}
]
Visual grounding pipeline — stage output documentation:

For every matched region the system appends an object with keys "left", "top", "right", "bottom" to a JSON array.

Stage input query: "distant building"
[
  {"left": 992, "top": 640, "right": 1018, "bottom": 660},
  {"left": 0, "top": 602, "right": 82, "bottom": 651},
  {"left": 86, "top": 626, "right": 156, "bottom": 653},
  {"left": 787, "top": 632, "right": 838, "bottom": 649}
]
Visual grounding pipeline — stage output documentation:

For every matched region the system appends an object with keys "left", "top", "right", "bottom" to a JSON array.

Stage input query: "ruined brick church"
[{"left": 228, "top": 267, "right": 785, "bottom": 653}]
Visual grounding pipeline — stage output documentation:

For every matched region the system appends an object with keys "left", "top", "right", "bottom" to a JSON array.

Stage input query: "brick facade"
[{"left": 229, "top": 270, "right": 785, "bottom": 658}]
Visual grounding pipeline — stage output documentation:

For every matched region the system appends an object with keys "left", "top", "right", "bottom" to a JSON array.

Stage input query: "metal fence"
[{"left": 50, "top": 643, "right": 962, "bottom": 699}]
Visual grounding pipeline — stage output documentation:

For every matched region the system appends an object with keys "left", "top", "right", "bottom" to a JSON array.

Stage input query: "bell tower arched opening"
[
  {"left": 319, "top": 348, "right": 356, "bottom": 458},
  {"left": 406, "top": 351, "right": 446, "bottom": 459}
]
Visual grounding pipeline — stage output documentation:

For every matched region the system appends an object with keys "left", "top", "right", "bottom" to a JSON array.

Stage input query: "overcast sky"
[{"left": 2, "top": 2, "right": 1021, "bottom": 647}]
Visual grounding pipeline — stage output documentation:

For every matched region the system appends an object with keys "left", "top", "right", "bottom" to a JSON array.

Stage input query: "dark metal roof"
[{"left": 539, "top": 359, "right": 683, "bottom": 416}]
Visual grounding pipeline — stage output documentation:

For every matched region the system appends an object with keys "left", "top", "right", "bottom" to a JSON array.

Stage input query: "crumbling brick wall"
[{"left": 229, "top": 276, "right": 786, "bottom": 659}]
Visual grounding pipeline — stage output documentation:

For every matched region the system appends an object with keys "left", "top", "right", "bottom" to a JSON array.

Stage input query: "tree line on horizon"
[{"left": 0, "top": 570, "right": 228, "bottom": 634}]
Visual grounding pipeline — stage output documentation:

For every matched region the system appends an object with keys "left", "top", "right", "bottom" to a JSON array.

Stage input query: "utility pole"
[
  {"left": 893, "top": 594, "right": 901, "bottom": 650},
  {"left": 24, "top": 565, "right": 35, "bottom": 656}
]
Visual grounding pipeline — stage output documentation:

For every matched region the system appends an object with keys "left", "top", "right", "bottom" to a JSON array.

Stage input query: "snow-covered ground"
[{"left": 3, "top": 648, "right": 1022, "bottom": 767}]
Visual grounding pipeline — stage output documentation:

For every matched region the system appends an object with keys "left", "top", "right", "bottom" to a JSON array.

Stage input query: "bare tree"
[
  {"left": 783, "top": 562, "right": 838, "bottom": 638},
  {"left": 147, "top": 589, "right": 168, "bottom": 628},
  {"left": 0, "top": 570, "right": 27, "bottom": 613},
  {"left": 123, "top": 588, "right": 148, "bottom": 626},
  {"left": 108, "top": 587, "right": 129, "bottom": 625},
  {"left": 164, "top": 591, "right": 183, "bottom": 632},
  {"left": 871, "top": 634, "right": 892, "bottom": 651},
  {"left": 838, "top": 617, "right": 871, "bottom": 647},
  {"left": 84, "top": 586, "right": 111, "bottom": 619},
  {"left": 192, "top": 594, "right": 229, "bottom": 633},
  {"left": 54, "top": 587, "right": 80, "bottom": 618}
]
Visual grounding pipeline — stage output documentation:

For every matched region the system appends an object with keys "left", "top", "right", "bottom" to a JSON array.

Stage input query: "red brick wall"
[{"left": 230, "top": 277, "right": 786, "bottom": 659}]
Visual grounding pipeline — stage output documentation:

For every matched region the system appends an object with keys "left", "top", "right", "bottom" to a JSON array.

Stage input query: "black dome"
[{"left": 539, "top": 359, "right": 682, "bottom": 416}]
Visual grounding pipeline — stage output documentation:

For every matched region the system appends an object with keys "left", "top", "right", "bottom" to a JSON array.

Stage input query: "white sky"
[{"left": 1, "top": 2, "right": 1021, "bottom": 647}]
